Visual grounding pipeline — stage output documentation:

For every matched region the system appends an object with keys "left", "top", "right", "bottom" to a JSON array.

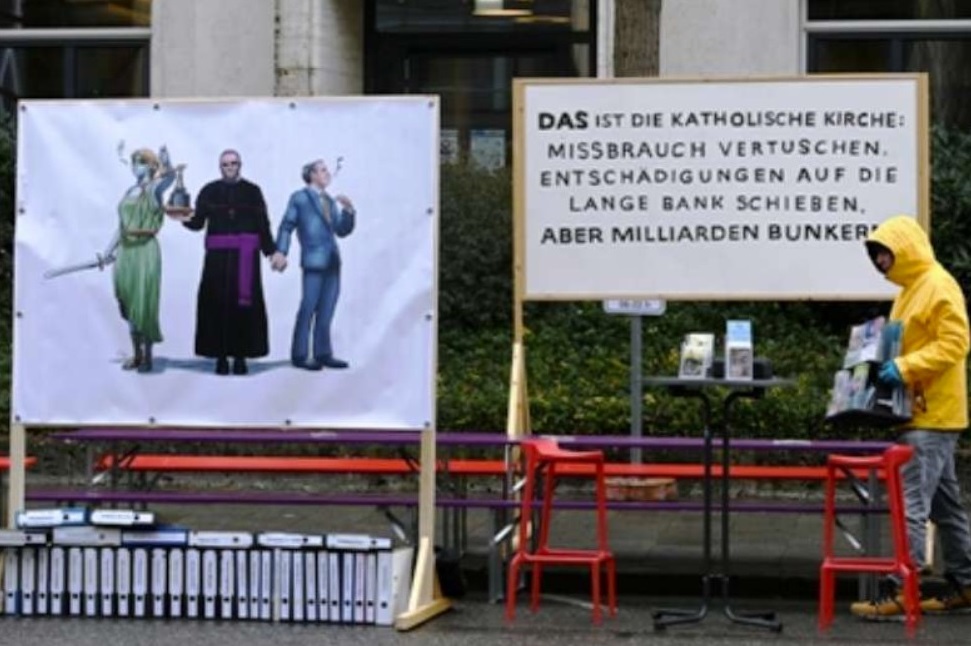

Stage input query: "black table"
[{"left": 644, "top": 376, "right": 793, "bottom": 632}]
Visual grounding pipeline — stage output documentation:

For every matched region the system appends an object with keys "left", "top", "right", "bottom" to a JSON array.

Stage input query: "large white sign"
[
  {"left": 517, "top": 75, "right": 927, "bottom": 300},
  {"left": 14, "top": 97, "right": 438, "bottom": 429}
]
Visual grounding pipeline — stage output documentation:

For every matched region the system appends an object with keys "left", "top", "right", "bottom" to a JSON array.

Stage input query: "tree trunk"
[{"left": 613, "top": 0, "right": 662, "bottom": 77}]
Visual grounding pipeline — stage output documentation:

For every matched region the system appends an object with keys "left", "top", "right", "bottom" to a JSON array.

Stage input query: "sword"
[{"left": 44, "top": 252, "right": 114, "bottom": 279}]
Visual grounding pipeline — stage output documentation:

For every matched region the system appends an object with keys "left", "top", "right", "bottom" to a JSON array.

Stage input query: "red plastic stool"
[
  {"left": 505, "top": 437, "right": 617, "bottom": 624},
  {"left": 818, "top": 444, "right": 919, "bottom": 635}
]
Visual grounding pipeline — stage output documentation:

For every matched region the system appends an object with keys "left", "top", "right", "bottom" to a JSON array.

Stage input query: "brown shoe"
[
  {"left": 850, "top": 594, "right": 908, "bottom": 621},
  {"left": 920, "top": 585, "right": 971, "bottom": 614}
]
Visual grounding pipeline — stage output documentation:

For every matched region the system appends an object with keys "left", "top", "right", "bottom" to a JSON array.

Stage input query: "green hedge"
[{"left": 0, "top": 110, "right": 14, "bottom": 442}]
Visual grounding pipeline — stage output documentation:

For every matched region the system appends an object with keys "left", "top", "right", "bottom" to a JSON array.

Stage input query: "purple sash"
[{"left": 205, "top": 233, "right": 260, "bottom": 306}]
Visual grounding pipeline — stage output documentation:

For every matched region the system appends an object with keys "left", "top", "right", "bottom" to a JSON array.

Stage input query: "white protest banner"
[
  {"left": 515, "top": 75, "right": 928, "bottom": 300},
  {"left": 14, "top": 97, "right": 438, "bottom": 428}
]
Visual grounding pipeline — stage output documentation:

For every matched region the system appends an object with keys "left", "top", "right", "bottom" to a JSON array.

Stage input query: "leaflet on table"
[
  {"left": 725, "top": 320, "right": 754, "bottom": 380},
  {"left": 678, "top": 333, "right": 714, "bottom": 379}
]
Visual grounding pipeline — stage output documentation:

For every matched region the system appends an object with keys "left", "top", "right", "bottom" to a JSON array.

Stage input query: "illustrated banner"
[
  {"left": 14, "top": 97, "right": 438, "bottom": 428},
  {"left": 516, "top": 75, "right": 927, "bottom": 300}
]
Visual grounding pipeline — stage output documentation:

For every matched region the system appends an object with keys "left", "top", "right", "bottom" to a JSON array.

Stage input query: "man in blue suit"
[{"left": 274, "top": 159, "right": 356, "bottom": 370}]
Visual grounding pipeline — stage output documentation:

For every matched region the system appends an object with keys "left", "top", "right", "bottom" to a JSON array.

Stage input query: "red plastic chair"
[
  {"left": 505, "top": 438, "right": 616, "bottom": 624},
  {"left": 818, "top": 444, "right": 919, "bottom": 635}
]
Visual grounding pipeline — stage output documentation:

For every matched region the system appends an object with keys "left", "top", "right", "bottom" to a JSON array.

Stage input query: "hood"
[{"left": 866, "top": 215, "right": 935, "bottom": 287}]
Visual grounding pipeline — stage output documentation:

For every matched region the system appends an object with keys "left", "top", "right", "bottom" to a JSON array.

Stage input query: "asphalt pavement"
[{"left": 2, "top": 592, "right": 970, "bottom": 646}]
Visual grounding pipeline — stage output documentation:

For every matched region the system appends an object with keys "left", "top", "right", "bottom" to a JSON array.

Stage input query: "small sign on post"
[{"left": 602, "top": 299, "right": 667, "bottom": 316}]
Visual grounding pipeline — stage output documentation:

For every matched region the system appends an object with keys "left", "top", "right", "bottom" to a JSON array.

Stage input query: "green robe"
[{"left": 113, "top": 188, "right": 163, "bottom": 343}]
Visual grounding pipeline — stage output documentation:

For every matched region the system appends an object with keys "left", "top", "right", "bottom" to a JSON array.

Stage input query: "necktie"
[{"left": 319, "top": 192, "right": 332, "bottom": 226}]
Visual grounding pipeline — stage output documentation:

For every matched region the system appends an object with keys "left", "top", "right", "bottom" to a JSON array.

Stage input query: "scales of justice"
[{"left": 163, "top": 165, "right": 193, "bottom": 219}]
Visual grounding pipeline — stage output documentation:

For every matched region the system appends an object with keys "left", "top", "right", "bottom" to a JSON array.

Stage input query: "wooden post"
[
  {"left": 395, "top": 426, "right": 451, "bottom": 630},
  {"left": 6, "top": 422, "right": 26, "bottom": 528}
]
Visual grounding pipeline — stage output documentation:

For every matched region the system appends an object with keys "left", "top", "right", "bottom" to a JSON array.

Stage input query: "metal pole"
[{"left": 631, "top": 315, "right": 643, "bottom": 464}]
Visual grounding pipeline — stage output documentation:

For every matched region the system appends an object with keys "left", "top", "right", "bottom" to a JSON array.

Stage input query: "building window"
[
  {"left": 808, "top": 1, "right": 971, "bottom": 21},
  {"left": 0, "top": 0, "right": 150, "bottom": 112},
  {"left": 806, "top": 2, "right": 971, "bottom": 129},
  {"left": 366, "top": 0, "right": 595, "bottom": 168}
]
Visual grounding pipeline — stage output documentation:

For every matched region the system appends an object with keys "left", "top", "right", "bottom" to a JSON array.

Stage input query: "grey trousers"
[{"left": 899, "top": 429, "right": 971, "bottom": 586}]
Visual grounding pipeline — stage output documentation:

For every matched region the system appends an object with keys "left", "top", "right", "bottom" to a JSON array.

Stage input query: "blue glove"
[{"left": 878, "top": 361, "right": 904, "bottom": 387}]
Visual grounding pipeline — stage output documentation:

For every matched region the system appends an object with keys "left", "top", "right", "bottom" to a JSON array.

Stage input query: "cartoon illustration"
[
  {"left": 45, "top": 143, "right": 184, "bottom": 374},
  {"left": 176, "top": 149, "right": 284, "bottom": 376},
  {"left": 275, "top": 157, "right": 356, "bottom": 371}
]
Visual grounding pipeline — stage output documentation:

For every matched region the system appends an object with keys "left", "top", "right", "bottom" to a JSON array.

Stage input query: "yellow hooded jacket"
[{"left": 867, "top": 215, "right": 969, "bottom": 430}]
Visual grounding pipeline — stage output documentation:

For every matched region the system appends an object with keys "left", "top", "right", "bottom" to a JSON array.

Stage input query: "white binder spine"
[
  {"left": 317, "top": 550, "right": 329, "bottom": 623},
  {"left": 132, "top": 548, "right": 148, "bottom": 618},
  {"left": 67, "top": 547, "right": 83, "bottom": 616},
  {"left": 374, "top": 547, "right": 394, "bottom": 626},
  {"left": 248, "top": 550, "right": 261, "bottom": 620},
  {"left": 353, "top": 552, "right": 366, "bottom": 624},
  {"left": 327, "top": 551, "right": 340, "bottom": 622},
  {"left": 304, "top": 552, "right": 318, "bottom": 623},
  {"left": 20, "top": 548, "right": 36, "bottom": 616},
  {"left": 83, "top": 547, "right": 100, "bottom": 616},
  {"left": 169, "top": 548, "right": 184, "bottom": 618},
  {"left": 202, "top": 549, "right": 217, "bottom": 619},
  {"left": 100, "top": 548, "right": 115, "bottom": 617},
  {"left": 292, "top": 549, "right": 305, "bottom": 623},
  {"left": 189, "top": 531, "right": 254, "bottom": 549},
  {"left": 277, "top": 549, "right": 292, "bottom": 622},
  {"left": 341, "top": 552, "right": 354, "bottom": 624},
  {"left": 365, "top": 551, "right": 378, "bottom": 625},
  {"left": 49, "top": 546, "right": 65, "bottom": 616},
  {"left": 16, "top": 507, "right": 87, "bottom": 529},
  {"left": 4, "top": 547, "right": 20, "bottom": 615},
  {"left": 219, "top": 549, "right": 235, "bottom": 619},
  {"left": 151, "top": 548, "right": 168, "bottom": 618},
  {"left": 259, "top": 550, "right": 272, "bottom": 621},
  {"left": 116, "top": 547, "right": 132, "bottom": 617},
  {"left": 36, "top": 547, "right": 50, "bottom": 616},
  {"left": 184, "top": 548, "right": 201, "bottom": 619},
  {"left": 235, "top": 549, "right": 248, "bottom": 620},
  {"left": 89, "top": 509, "right": 155, "bottom": 526}
]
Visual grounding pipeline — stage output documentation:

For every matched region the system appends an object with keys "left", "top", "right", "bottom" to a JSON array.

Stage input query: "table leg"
[
  {"left": 654, "top": 390, "right": 712, "bottom": 629},
  {"left": 720, "top": 390, "right": 782, "bottom": 632}
]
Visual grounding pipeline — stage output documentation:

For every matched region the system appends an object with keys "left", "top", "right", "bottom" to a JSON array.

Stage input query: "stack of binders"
[{"left": 0, "top": 507, "right": 411, "bottom": 626}]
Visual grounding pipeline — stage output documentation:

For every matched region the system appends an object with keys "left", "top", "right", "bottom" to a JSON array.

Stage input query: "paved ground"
[{"left": 2, "top": 593, "right": 970, "bottom": 646}]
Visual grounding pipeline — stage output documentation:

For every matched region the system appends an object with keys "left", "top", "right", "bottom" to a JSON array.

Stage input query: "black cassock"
[{"left": 185, "top": 178, "right": 277, "bottom": 359}]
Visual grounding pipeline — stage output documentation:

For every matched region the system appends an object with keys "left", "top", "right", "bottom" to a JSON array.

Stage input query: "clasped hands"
[
  {"left": 270, "top": 251, "right": 287, "bottom": 272},
  {"left": 877, "top": 360, "right": 904, "bottom": 387}
]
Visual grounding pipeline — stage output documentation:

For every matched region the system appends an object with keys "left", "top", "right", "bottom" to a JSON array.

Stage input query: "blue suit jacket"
[{"left": 276, "top": 187, "right": 355, "bottom": 270}]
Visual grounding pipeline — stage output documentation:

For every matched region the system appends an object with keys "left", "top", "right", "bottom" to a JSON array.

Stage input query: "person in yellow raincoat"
[{"left": 851, "top": 214, "right": 971, "bottom": 619}]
